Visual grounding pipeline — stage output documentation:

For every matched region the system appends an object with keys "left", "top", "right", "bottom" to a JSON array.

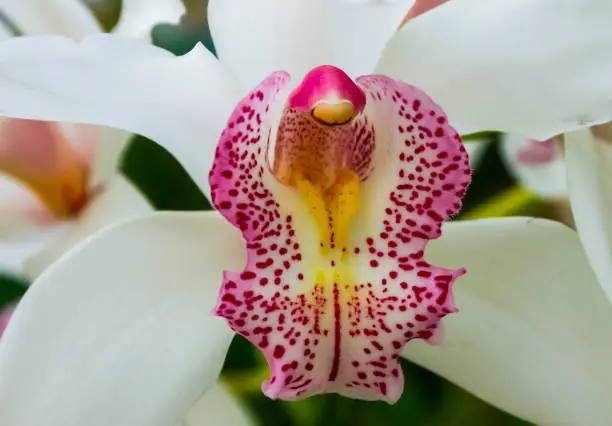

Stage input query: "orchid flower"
[
  {"left": 0, "top": 0, "right": 187, "bottom": 275},
  {"left": 0, "top": 0, "right": 612, "bottom": 425},
  {"left": 0, "top": 119, "right": 153, "bottom": 276}
]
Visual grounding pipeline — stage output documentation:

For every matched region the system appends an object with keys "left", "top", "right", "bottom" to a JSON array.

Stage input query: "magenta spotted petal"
[{"left": 210, "top": 66, "right": 471, "bottom": 403}]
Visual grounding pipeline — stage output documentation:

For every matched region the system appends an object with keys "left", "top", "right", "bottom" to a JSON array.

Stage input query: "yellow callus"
[{"left": 291, "top": 168, "right": 360, "bottom": 258}]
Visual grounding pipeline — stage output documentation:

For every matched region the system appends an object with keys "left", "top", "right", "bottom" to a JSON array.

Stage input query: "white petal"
[
  {"left": 565, "top": 128, "right": 612, "bottom": 305},
  {"left": 465, "top": 140, "right": 488, "bottom": 169},
  {"left": 376, "top": 0, "right": 612, "bottom": 139},
  {"left": 500, "top": 134, "right": 567, "bottom": 198},
  {"left": 0, "top": 0, "right": 102, "bottom": 39},
  {"left": 22, "top": 174, "right": 152, "bottom": 278},
  {"left": 0, "top": 176, "right": 49, "bottom": 236},
  {"left": 0, "top": 211, "right": 246, "bottom": 426},
  {"left": 86, "top": 126, "right": 132, "bottom": 189},
  {"left": 0, "top": 223, "right": 69, "bottom": 274},
  {"left": 0, "top": 34, "right": 241, "bottom": 197},
  {"left": 112, "top": 0, "right": 185, "bottom": 41},
  {"left": 209, "top": 0, "right": 414, "bottom": 90},
  {"left": 185, "top": 382, "right": 253, "bottom": 426},
  {"left": 0, "top": 22, "right": 12, "bottom": 41},
  {"left": 402, "top": 217, "right": 612, "bottom": 426},
  {"left": 55, "top": 122, "right": 132, "bottom": 189}
]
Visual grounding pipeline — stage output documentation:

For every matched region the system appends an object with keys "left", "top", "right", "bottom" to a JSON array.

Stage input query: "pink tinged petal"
[
  {"left": 0, "top": 35, "right": 240, "bottom": 199},
  {"left": 565, "top": 128, "right": 612, "bottom": 305},
  {"left": 0, "top": 212, "right": 243, "bottom": 426},
  {"left": 500, "top": 134, "right": 567, "bottom": 199},
  {"left": 0, "top": 117, "right": 89, "bottom": 218},
  {"left": 208, "top": 0, "right": 415, "bottom": 89},
  {"left": 401, "top": 0, "right": 449, "bottom": 23},
  {"left": 112, "top": 0, "right": 185, "bottom": 41},
  {"left": 209, "top": 67, "right": 470, "bottom": 402},
  {"left": 0, "top": 0, "right": 102, "bottom": 39},
  {"left": 515, "top": 139, "right": 557, "bottom": 166},
  {"left": 0, "top": 304, "right": 16, "bottom": 337},
  {"left": 377, "top": 0, "right": 612, "bottom": 140}
]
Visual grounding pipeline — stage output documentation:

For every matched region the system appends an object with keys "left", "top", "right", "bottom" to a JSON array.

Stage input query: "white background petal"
[
  {"left": 185, "top": 382, "right": 254, "bottom": 426},
  {"left": 0, "top": 176, "right": 50, "bottom": 237},
  {"left": 22, "top": 175, "right": 152, "bottom": 278},
  {"left": 209, "top": 0, "right": 414, "bottom": 89},
  {"left": 0, "top": 211, "right": 245, "bottom": 426},
  {"left": 86, "top": 126, "right": 133, "bottom": 189},
  {"left": 0, "top": 0, "right": 102, "bottom": 39},
  {"left": 0, "top": 21, "right": 12, "bottom": 41},
  {"left": 402, "top": 218, "right": 612, "bottom": 426},
  {"left": 465, "top": 140, "right": 488, "bottom": 169},
  {"left": 0, "top": 34, "right": 241, "bottom": 197},
  {"left": 565, "top": 128, "right": 612, "bottom": 305},
  {"left": 0, "top": 223, "right": 68, "bottom": 274},
  {"left": 500, "top": 134, "right": 567, "bottom": 198},
  {"left": 377, "top": 0, "right": 612, "bottom": 139},
  {"left": 112, "top": 0, "right": 185, "bottom": 41}
]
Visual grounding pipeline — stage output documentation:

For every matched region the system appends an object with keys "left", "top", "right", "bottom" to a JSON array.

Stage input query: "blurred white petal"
[
  {"left": 0, "top": 211, "right": 245, "bottom": 426},
  {"left": 500, "top": 134, "right": 567, "bottom": 198},
  {"left": 113, "top": 0, "right": 185, "bottom": 41},
  {"left": 377, "top": 0, "right": 612, "bottom": 139},
  {"left": 0, "top": 0, "right": 101, "bottom": 39},
  {"left": 0, "top": 34, "right": 240, "bottom": 197},
  {"left": 0, "top": 22, "right": 12, "bottom": 40},
  {"left": 402, "top": 217, "right": 612, "bottom": 425},
  {"left": 565, "top": 128, "right": 612, "bottom": 304},
  {"left": 0, "top": 221, "right": 69, "bottom": 273},
  {"left": 465, "top": 140, "right": 488, "bottom": 169},
  {"left": 0, "top": 176, "right": 50, "bottom": 237},
  {"left": 22, "top": 174, "right": 152, "bottom": 278},
  {"left": 83, "top": 126, "right": 132, "bottom": 189}
]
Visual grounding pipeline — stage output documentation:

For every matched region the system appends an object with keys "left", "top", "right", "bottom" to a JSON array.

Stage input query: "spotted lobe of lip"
[{"left": 209, "top": 67, "right": 471, "bottom": 403}]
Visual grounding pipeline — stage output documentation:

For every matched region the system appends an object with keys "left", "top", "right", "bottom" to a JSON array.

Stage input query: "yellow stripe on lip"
[{"left": 0, "top": 119, "right": 89, "bottom": 218}]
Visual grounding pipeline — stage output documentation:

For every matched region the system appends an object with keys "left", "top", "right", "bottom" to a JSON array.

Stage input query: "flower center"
[
  {"left": 271, "top": 66, "right": 367, "bottom": 259},
  {"left": 0, "top": 119, "right": 90, "bottom": 218}
]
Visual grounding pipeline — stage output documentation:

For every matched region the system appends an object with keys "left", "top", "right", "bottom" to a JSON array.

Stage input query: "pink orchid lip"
[{"left": 210, "top": 65, "right": 470, "bottom": 403}]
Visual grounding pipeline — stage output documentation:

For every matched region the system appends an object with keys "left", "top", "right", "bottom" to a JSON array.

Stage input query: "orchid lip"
[{"left": 210, "top": 65, "right": 471, "bottom": 403}]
